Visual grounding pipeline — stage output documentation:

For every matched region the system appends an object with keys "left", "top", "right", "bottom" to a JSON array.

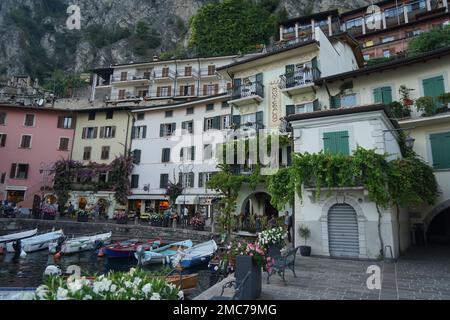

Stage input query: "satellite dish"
[{"left": 38, "top": 99, "right": 44, "bottom": 106}]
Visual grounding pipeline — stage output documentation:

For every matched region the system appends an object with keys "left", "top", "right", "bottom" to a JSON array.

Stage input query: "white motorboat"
[
  {"left": 135, "top": 240, "right": 193, "bottom": 266},
  {"left": 175, "top": 240, "right": 217, "bottom": 268},
  {"left": 6, "top": 230, "right": 64, "bottom": 253},
  {"left": 0, "top": 229, "right": 38, "bottom": 244},
  {"left": 49, "top": 232, "right": 112, "bottom": 254}
]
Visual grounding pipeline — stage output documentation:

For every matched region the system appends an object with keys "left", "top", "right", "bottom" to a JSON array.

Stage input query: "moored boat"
[
  {"left": 6, "top": 230, "right": 64, "bottom": 253},
  {"left": 154, "top": 273, "right": 198, "bottom": 290},
  {"left": 0, "top": 229, "right": 38, "bottom": 244},
  {"left": 103, "top": 238, "right": 162, "bottom": 259},
  {"left": 49, "top": 232, "right": 112, "bottom": 254},
  {"left": 175, "top": 240, "right": 217, "bottom": 268},
  {"left": 135, "top": 240, "right": 193, "bottom": 266}
]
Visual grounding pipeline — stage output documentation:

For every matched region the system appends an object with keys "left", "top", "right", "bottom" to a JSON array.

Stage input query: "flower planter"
[
  {"left": 77, "top": 215, "right": 89, "bottom": 222},
  {"left": 300, "top": 245, "right": 311, "bottom": 256},
  {"left": 235, "top": 255, "right": 262, "bottom": 300}
]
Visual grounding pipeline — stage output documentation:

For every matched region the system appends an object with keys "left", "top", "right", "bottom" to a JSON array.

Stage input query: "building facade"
[{"left": 0, "top": 105, "right": 75, "bottom": 209}]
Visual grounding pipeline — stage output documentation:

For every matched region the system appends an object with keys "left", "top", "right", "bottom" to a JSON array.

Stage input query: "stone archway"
[
  {"left": 239, "top": 191, "right": 279, "bottom": 232},
  {"left": 320, "top": 195, "right": 367, "bottom": 259},
  {"left": 423, "top": 199, "right": 450, "bottom": 244}
]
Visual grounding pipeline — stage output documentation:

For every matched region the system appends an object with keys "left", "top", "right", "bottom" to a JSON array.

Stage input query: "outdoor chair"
[
  {"left": 266, "top": 246, "right": 299, "bottom": 284},
  {"left": 210, "top": 272, "right": 251, "bottom": 300}
]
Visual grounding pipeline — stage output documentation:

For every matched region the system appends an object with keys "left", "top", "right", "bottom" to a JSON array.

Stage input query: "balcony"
[
  {"left": 199, "top": 68, "right": 217, "bottom": 78},
  {"left": 153, "top": 69, "right": 176, "bottom": 80},
  {"left": 111, "top": 74, "right": 151, "bottom": 86},
  {"left": 279, "top": 67, "right": 320, "bottom": 97},
  {"left": 177, "top": 68, "right": 199, "bottom": 79},
  {"left": 106, "top": 92, "right": 148, "bottom": 103},
  {"left": 228, "top": 82, "right": 264, "bottom": 106}
]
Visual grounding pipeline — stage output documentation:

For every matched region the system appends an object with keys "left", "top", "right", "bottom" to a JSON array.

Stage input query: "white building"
[{"left": 129, "top": 94, "right": 232, "bottom": 218}]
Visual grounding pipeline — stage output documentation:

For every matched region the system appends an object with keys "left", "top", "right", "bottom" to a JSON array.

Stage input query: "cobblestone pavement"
[{"left": 259, "top": 246, "right": 450, "bottom": 300}]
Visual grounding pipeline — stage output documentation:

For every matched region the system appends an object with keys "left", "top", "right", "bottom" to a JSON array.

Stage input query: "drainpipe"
[{"left": 124, "top": 109, "right": 135, "bottom": 157}]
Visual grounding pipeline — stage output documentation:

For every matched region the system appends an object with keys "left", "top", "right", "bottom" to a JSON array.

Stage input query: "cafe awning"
[{"left": 175, "top": 195, "right": 199, "bottom": 205}]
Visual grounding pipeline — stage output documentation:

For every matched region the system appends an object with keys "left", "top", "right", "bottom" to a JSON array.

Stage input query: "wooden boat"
[
  {"left": 5, "top": 230, "right": 64, "bottom": 253},
  {"left": 0, "top": 229, "right": 38, "bottom": 244},
  {"left": 177, "top": 240, "right": 217, "bottom": 268},
  {"left": 49, "top": 232, "right": 112, "bottom": 254},
  {"left": 135, "top": 240, "right": 193, "bottom": 266},
  {"left": 162, "top": 273, "right": 198, "bottom": 290},
  {"left": 103, "top": 238, "right": 162, "bottom": 259}
]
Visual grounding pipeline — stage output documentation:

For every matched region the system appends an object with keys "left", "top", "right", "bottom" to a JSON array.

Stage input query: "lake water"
[{"left": 0, "top": 248, "right": 221, "bottom": 299}]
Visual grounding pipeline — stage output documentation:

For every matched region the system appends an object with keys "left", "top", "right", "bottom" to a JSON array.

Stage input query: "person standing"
[{"left": 284, "top": 211, "right": 292, "bottom": 243}]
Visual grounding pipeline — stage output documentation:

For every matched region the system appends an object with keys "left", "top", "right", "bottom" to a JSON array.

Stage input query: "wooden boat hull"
[
  {"left": 153, "top": 274, "right": 198, "bottom": 290},
  {"left": 104, "top": 238, "right": 161, "bottom": 259}
]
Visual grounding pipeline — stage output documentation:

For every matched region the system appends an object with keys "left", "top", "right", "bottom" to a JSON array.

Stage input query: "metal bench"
[
  {"left": 211, "top": 272, "right": 251, "bottom": 300},
  {"left": 266, "top": 246, "right": 299, "bottom": 284}
]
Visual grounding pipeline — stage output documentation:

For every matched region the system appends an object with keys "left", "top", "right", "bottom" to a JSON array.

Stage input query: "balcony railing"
[
  {"left": 199, "top": 68, "right": 217, "bottom": 77},
  {"left": 177, "top": 68, "right": 199, "bottom": 78},
  {"left": 153, "top": 69, "right": 176, "bottom": 79},
  {"left": 106, "top": 92, "right": 148, "bottom": 102},
  {"left": 279, "top": 67, "right": 320, "bottom": 90},
  {"left": 230, "top": 82, "right": 264, "bottom": 101},
  {"left": 111, "top": 74, "right": 151, "bottom": 83}
]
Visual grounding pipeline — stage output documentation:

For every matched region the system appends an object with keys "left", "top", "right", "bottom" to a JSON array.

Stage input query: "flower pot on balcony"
[{"left": 235, "top": 255, "right": 262, "bottom": 300}]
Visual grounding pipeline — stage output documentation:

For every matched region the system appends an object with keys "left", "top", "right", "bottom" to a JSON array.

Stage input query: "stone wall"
[{"left": 0, "top": 218, "right": 216, "bottom": 243}]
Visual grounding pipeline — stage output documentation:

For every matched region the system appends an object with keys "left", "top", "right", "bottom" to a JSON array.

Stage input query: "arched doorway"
[
  {"left": 426, "top": 207, "right": 450, "bottom": 244},
  {"left": 328, "top": 203, "right": 359, "bottom": 258},
  {"left": 240, "top": 192, "right": 279, "bottom": 232}
]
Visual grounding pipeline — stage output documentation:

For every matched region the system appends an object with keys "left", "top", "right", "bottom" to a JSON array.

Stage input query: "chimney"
[{"left": 153, "top": 55, "right": 159, "bottom": 62}]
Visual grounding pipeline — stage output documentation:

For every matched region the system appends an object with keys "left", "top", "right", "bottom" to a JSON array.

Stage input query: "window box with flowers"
[
  {"left": 76, "top": 209, "right": 90, "bottom": 222},
  {"left": 42, "top": 205, "right": 57, "bottom": 220},
  {"left": 189, "top": 216, "right": 205, "bottom": 231},
  {"left": 114, "top": 211, "right": 128, "bottom": 224}
]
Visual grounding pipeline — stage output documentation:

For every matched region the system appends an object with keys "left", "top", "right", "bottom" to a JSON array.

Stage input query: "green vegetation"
[
  {"left": 408, "top": 25, "right": 450, "bottom": 55},
  {"left": 84, "top": 24, "right": 132, "bottom": 48},
  {"left": 43, "top": 70, "right": 89, "bottom": 98},
  {"left": 131, "top": 20, "right": 162, "bottom": 57},
  {"left": 189, "top": 0, "right": 283, "bottom": 56}
]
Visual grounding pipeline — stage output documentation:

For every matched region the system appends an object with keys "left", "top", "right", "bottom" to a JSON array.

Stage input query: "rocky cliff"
[{"left": 0, "top": 0, "right": 370, "bottom": 79}]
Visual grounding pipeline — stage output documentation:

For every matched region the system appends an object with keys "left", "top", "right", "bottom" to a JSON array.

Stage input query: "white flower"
[
  {"left": 110, "top": 284, "right": 117, "bottom": 292},
  {"left": 56, "top": 288, "right": 69, "bottom": 300},
  {"left": 178, "top": 291, "right": 184, "bottom": 300},
  {"left": 133, "top": 277, "right": 142, "bottom": 286},
  {"left": 83, "top": 295, "right": 93, "bottom": 300},
  {"left": 35, "top": 286, "right": 49, "bottom": 300},
  {"left": 93, "top": 279, "right": 112, "bottom": 294},
  {"left": 142, "top": 283, "right": 152, "bottom": 295},
  {"left": 150, "top": 292, "right": 161, "bottom": 300},
  {"left": 68, "top": 280, "right": 83, "bottom": 293},
  {"left": 129, "top": 268, "right": 136, "bottom": 276},
  {"left": 124, "top": 281, "right": 133, "bottom": 288}
]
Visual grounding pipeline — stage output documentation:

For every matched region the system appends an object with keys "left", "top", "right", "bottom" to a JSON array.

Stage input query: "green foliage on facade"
[
  {"left": 43, "top": 70, "right": 89, "bottom": 98},
  {"left": 266, "top": 146, "right": 439, "bottom": 210},
  {"left": 408, "top": 25, "right": 450, "bottom": 55},
  {"left": 189, "top": 0, "right": 281, "bottom": 56}
]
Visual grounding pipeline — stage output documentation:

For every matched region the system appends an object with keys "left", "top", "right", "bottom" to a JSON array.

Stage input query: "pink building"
[{"left": 0, "top": 104, "right": 76, "bottom": 209}]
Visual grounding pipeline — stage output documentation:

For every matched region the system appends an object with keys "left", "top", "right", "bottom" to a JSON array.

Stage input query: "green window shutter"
[
  {"left": 191, "top": 146, "right": 195, "bottom": 161},
  {"left": 159, "top": 124, "right": 164, "bottom": 137},
  {"left": 430, "top": 132, "right": 450, "bottom": 169},
  {"left": 311, "top": 57, "right": 318, "bottom": 69},
  {"left": 330, "top": 95, "right": 341, "bottom": 109},
  {"left": 285, "top": 64, "right": 295, "bottom": 76},
  {"left": 313, "top": 100, "right": 320, "bottom": 111},
  {"left": 381, "top": 87, "right": 393, "bottom": 104},
  {"left": 256, "top": 111, "right": 264, "bottom": 127},
  {"left": 213, "top": 116, "right": 221, "bottom": 129},
  {"left": 232, "top": 115, "right": 241, "bottom": 128},
  {"left": 373, "top": 87, "right": 383, "bottom": 104},
  {"left": 423, "top": 76, "right": 445, "bottom": 99},
  {"left": 286, "top": 105, "right": 295, "bottom": 116},
  {"left": 323, "top": 131, "right": 350, "bottom": 155},
  {"left": 198, "top": 173, "right": 204, "bottom": 188}
]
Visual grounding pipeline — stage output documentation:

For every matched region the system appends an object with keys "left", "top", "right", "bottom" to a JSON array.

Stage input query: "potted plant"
[
  {"left": 149, "top": 213, "right": 163, "bottom": 227},
  {"left": 257, "top": 227, "right": 286, "bottom": 258},
  {"left": 114, "top": 210, "right": 128, "bottom": 224},
  {"left": 298, "top": 225, "right": 311, "bottom": 256},
  {"left": 41, "top": 205, "right": 57, "bottom": 220},
  {"left": 415, "top": 96, "right": 436, "bottom": 117},
  {"left": 76, "top": 209, "right": 90, "bottom": 222}
]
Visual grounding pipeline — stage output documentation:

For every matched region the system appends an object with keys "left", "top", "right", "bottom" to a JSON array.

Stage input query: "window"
[
  {"left": 340, "top": 94, "right": 357, "bottom": 108},
  {"left": 157, "top": 86, "right": 171, "bottom": 97},
  {"left": 57, "top": 116, "right": 74, "bottom": 129},
  {"left": 180, "top": 146, "right": 195, "bottom": 161},
  {"left": 165, "top": 110, "right": 173, "bottom": 118},
  {"left": 82, "top": 127, "right": 97, "bottom": 139},
  {"left": 133, "top": 126, "right": 147, "bottom": 139},
  {"left": 88, "top": 111, "right": 96, "bottom": 121},
  {"left": 162, "top": 67, "right": 169, "bottom": 78},
  {"left": 345, "top": 17, "right": 363, "bottom": 29},
  {"left": 24, "top": 114, "right": 35, "bottom": 127},
  {"left": 221, "top": 115, "right": 230, "bottom": 129},
  {"left": 296, "top": 102, "right": 315, "bottom": 113},
  {"left": 383, "top": 49, "right": 391, "bottom": 58},
  {"left": 0, "top": 173, "right": 5, "bottom": 184},
  {"left": 208, "top": 65, "right": 216, "bottom": 75},
  {"left": 385, "top": 6, "right": 403, "bottom": 18},
  {"left": 423, "top": 76, "right": 445, "bottom": 105},
  {"left": 242, "top": 113, "right": 257, "bottom": 126},
  {"left": 131, "top": 175, "right": 139, "bottom": 189},
  {"left": 133, "top": 149, "right": 141, "bottom": 164},
  {"left": 405, "top": 0, "right": 426, "bottom": 12},
  {"left": 118, "top": 90, "right": 126, "bottom": 100},
  {"left": 161, "top": 148, "right": 171, "bottom": 163},
  {"left": 198, "top": 172, "right": 214, "bottom": 188},
  {"left": 184, "top": 66, "right": 192, "bottom": 76},
  {"left": 182, "top": 121, "right": 194, "bottom": 134},
  {"left": 186, "top": 107, "right": 194, "bottom": 115},
  {"left": 206, "top": 103, "right": 214, "bottom": 111},
  {"left": 106, "top": 110, "right": 114, "bottom": 119},
  {"left": 160, "top": 123, "right": 176, "bottom": 137},
  {"left": 430, "top": 132, "right": 450, "bottom": 169},
  {"left": 10, "top": 163, "right": 29, "bottom": 179},
  {"left": 0, "top": 133, "right": 6, "bottom": 147},
  {"left": 204, "top": 84, "right": 217, "bottom": 96},
  {"left": 179, "top": 172, "right": 195, "bottom": 187},
  {"left": 58, "top": 137, "right": 70, "bottom": 151},
  {"left": 363, "top": 54, "right": 371, "bottom": 61},
  {"left": 137, "top": 112, "right": 145, "bottom": 121},
  {"left": 323, "top": 131, "right": 350, "bottom": 155},
  {"left": 100, "top": 126, "right": 116, "bottom": 139},
  {"left": 160, "top": 174, "right": 169, "bottom": 188},
  {"left": 120, "top": 71, "right": 128, "bottom": 81},
  {"left": 203, "top": 144, "right": 213, "bottom": 160},
  {"left": 20, "top": 135, "right": 32, "bottom": 149},
  {"left": 98, "top": 171, "right": 108, "bottom": 183},
  {"left": 382, "top": 36, "right": 395, "bottom": 43},
  {"left": 180, "top": 85, "right": 194, "bottom": 96},
  {"left": 222, "top": 101, "right": 229, "bottom": 109},
  {"left": 205, "top": 118, "right": 215, "bottom": 131},
  {"left": 101, "top": 146, "right": 110, "bottom": 160},
  {"left": 0, "top": 112, "right": 6, "bottom": 125},
  {"left": 83, "top": 147, "right": 92, "bottom": 160},
  {"left": 373, "top": 86, "right": 393, "bottom": 104}
]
